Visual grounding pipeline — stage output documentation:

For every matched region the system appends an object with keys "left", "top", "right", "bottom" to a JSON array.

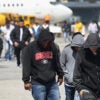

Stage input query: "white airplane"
[{"left": 0, "top": 0, "right": 73, "bottom": 23}]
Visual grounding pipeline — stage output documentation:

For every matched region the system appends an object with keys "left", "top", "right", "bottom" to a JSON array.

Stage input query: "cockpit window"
[
  {"left": 50, "top": 2, "right": 58, "bottom": 5},
  {"left": 17, "top": 4, "right": 19, "bottom": 6},
  {"left": 8, "top": 4, "right": 10, "bottom": 6},
  {"left": 21, "top": 4, "right": 23, "bottom": 6},
  {"left": 12, "top": 4, "right": 14, "bottom": 6}
]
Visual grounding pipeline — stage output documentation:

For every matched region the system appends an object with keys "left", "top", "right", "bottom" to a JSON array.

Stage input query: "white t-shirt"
[
  {"left": 20, "top": 28, "right": 23, "bottom": 41},
  {"left": 1, "top": 25, "right": 15, "bottom": 45},
  {"left": 88, "top": 23, "right": 98, "bottom": 34}
]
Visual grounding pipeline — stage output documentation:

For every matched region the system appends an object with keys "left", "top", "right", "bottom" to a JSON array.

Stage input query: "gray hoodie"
[{"left": 60, "top": 34, "right": 84, "bottom": 85}]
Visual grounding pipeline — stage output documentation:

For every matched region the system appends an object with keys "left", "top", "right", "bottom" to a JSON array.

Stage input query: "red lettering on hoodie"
[{"left": 35, "top": 51, "right": 53, "bottom": 60}]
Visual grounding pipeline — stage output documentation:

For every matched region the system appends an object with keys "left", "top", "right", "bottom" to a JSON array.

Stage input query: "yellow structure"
[
  {"left": 0, "top": 13, "right": 36, "bottom": 27},
  {"left": 0, "top": 14, "right": 6, "bottom": 26},
  {"left": 22, "top": 16, "right": 35, "bottom": 27}
]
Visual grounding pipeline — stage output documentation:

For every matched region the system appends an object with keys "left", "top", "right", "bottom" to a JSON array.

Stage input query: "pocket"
[{"left": 64, "top": 70, "right": 73, "bottom": 83}]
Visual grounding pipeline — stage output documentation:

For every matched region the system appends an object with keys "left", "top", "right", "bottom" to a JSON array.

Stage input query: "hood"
[
  {"left": 83, "top": 33, "right": 100, "bottom": 48},
  {"left": 37, "top": 30, "right": 55, "bottom": 46},
  {"left": 71, "top": 33, "right": 84, "bottom": 47}
]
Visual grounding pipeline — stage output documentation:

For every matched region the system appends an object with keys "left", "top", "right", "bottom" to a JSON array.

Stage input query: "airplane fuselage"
[{"left": 0, "top": 0, "right": 73, "bottom": 23}]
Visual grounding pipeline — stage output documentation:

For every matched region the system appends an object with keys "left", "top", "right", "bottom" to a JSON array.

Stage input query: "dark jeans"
[
  {"left": 0, "top": 38, "right": 3, "bottom": 57},
  {"left": 0, "top": 48, "right": 2, "bottom": 57},
  {"left": 14, "top": 42, "right": 26, "bottom": 66},
  {"left": 14, "top": 47, "right": 22, "bottom": 66},
  {"left": 65, "top": 85, "right": 75, "bottom": 100},
  {"left": 32, "top": 81, "right": 60, "bottom": 100},
  {"left": 80, "top": 90, "right": 100, "bottom": 100}
]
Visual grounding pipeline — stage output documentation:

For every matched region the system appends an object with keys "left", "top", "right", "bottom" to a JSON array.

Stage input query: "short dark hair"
[{"left": 19, "top": 18, "right": 24, "bottom": 22}]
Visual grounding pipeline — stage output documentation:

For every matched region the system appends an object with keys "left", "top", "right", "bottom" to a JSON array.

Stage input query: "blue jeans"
[
  {"left": 74, "top": 91, "right": 80, "bottom": 100},
  {"left": 32, "top": 81, "right": 60, "bottom": 100},
  {"left": 65, "top": 85, "right": 75, "bottom": 100},
  {"left": 64, "top": 32, "right": 70, "bottom": 42},
  {"left": 5, "top": 40, "right": 11, "bottom": 60}
]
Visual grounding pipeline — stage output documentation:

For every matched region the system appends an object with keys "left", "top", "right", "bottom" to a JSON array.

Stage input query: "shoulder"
[
  {"left": 14, "top": 26, "right": 20, "bottom": 30},
  {"left": 28, "top": 41, "right": 36, "bottom": 48},
  {"left": 52, "top": 42, "right": 59, "bottom": 49},
  {"left": 51, "top": 43, "right": 60, "bottom": 54},
  {"left": 11, "top": 27, "right": 17, "bottom": 33},
  {"left": 62, "top": 44, "right": 71, "bottom": 53},
  {"left": 64, "top": 44, "right": 71, "bottom": 48},
  {"left": 63, "top": 44, "right": 71, "bottom": 51}
]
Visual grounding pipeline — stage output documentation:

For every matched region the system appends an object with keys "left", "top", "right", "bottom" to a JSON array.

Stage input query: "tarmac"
[{"left": 0, "top": 37, "right": 69, "bottom": 100}]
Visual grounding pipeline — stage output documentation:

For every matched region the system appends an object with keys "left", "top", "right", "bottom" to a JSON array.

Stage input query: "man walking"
[
  {"left": 10, "top": 19, "right": 31, "bottom": 66},
  {"left": 1, "top": 20, "right": 14, "bottom": 61},
  {"left": 60, "top": 32, "right": 84, "bottom": 100},
  {"left": 62, "top": 21, "right": 71, "bottom": 42},
  {"left": 22, "top": 31, "right": 64, "bottom": 100},
  {"left": 73, "top": 33, "right": 100, "bottom": 100}
]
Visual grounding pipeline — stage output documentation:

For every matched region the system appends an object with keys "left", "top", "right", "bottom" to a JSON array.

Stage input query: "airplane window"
[
  {"left": 12, "top": 4, "right": 14, "bottom": 6},
  {"left": 21, "top": 4, "right": 23, "bottom": 6},
  {"left": 17, "top": 4, "right": 19, "bottom": 6},
  {"left": 8, "top": 4, "right": 10, "bottom": 6},
  {"left": 3, "top": 4, "right": 6, "bottom": 7}
]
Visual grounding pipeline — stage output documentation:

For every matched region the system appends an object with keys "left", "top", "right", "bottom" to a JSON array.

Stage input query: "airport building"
[{"left": 61, "top": 0, "right": 100, "bottom": 23}]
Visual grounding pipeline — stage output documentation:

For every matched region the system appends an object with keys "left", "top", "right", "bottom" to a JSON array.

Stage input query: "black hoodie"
[
  {"left": 22, "top": 31, "right": 64, "bottom": 85},
  {"left": 73, "top": 33, "right": 100, "bottom": 97}
]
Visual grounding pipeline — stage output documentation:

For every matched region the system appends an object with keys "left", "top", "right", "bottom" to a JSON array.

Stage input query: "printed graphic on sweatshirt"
[
  {"left": 41, "top": 59, "right": 48, "bottom": 64},
  {"left": 35, "top": 51, "right": 53, "bottom": 60}
]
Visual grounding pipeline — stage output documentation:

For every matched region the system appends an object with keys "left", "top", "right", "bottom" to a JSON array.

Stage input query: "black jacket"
[
  {"left": 73, "top": 34, "right": 100, "bottom": 97},
  {"left": 0, "top": 37, "right": 3, "bottom": 50},
  {"left": 10, "top": 26, "right": 31, "bottom": 48},
  {"left": 22, "top": 31, "right": 64, "bottom": 85}
]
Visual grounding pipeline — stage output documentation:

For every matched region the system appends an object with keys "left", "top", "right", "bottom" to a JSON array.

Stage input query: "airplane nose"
[
  {"left": 52, "top": 4, "right": 73, "bottom": 23},
  {"left": 59, "top": 4, "right": 73, "bottom": 18}
]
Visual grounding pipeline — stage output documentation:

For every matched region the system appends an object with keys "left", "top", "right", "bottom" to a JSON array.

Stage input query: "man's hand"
[
  {"left": 80, "top": 89, "right": 89, "bottom": 96},
  {"left": 24, "top": 83, "right": 32, "bottom": 91},
  {"left": 80, "top": 90, "right": 84, "bottom": 96},
  {"left": 25, "top": 41, "right": 29, "bottom": 46},
  {"left": 2, "top": 33, "right": 6, "bottom": 37},
  {"left": 57, "top": 78, "right": 63, "bottom": 86},
  {"left": 14, "top": 42, "right": 19, "bottom": 47}
]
